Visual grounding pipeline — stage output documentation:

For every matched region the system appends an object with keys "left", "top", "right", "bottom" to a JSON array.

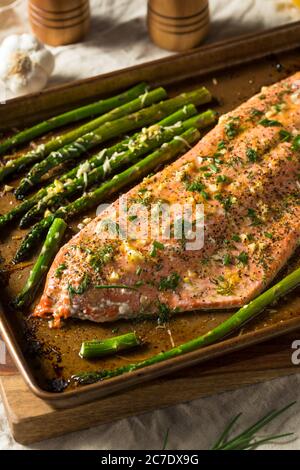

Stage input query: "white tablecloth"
[{"left": 1, "top": 0, "right": 300, "bottom": 450}]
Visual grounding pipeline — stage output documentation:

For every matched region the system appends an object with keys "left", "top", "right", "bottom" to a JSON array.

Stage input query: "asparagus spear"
[
  {"left": 15, "top": 87, "right": 211, "bottom": 198},
  {"left": 0, "top": 104, "right": 200, "bottom": 230},
  {"left": 20, "top": 109, "right": 216, "bottom": 228},
  {"left": 0, "top": 84, "right": 164, "bottom": 184},
  {"left": 0, "top": 195, "right": 41, "bottom": 229},
  {"left": 59, "top": 105, "right": 202, "bottom": 180},
  {"left": 0, "top": 83, "right": 148, "bottom": 156},
  {"left": 14, "top": 218, "right": 67, "bottom": 309},
  {"left": 14, "top": 216, "right": 55, "bottom": 263},
  {"left": 72, "top": 264, "right": 300, "bottom": 384},
  {"left": 14, "top": 127, "right": 200, "bottom": 262},
  {"left": 79, "top": 332, "right": 141, "bottom": 359}
]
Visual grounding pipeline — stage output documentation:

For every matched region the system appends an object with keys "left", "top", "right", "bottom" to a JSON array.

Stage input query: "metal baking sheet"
[{"left": 1, "top": 22, "right": 300, "bottom": 408}]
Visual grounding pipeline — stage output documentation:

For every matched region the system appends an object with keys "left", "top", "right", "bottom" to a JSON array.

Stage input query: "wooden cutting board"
[{"left": 1, "top": 331, "right": 300, "bottom": 445}]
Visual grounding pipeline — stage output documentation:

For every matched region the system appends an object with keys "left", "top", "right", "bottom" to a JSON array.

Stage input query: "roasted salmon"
[{"left": 35, "top": 73, "right": 300, "bottom": 326}]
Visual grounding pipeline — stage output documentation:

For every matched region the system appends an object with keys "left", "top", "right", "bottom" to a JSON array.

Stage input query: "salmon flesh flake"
[{"left": 35, "top": 73, "right": 300, "bottom": 326}]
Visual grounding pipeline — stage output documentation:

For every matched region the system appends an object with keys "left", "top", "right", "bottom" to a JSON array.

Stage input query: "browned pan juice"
[{"left": 1, "top": 49, "right": 300, "bottom": 392}]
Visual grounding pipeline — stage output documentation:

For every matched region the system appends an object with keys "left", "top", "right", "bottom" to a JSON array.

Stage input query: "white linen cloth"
[{"left": 1, "top": 0, "right": 300, "bottom": 450}]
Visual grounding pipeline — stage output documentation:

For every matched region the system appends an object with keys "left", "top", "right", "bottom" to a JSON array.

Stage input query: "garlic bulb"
[{"left": 0, "top": 34, "right": 55, "bottom": 97}]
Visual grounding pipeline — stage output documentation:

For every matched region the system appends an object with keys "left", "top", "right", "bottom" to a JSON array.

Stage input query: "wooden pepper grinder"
[
  {"left": 147, "top": 0, "right": 210, "bottom": 52},
  {"left": 28, "top": 0, "right": 91, "bottom": 46}
]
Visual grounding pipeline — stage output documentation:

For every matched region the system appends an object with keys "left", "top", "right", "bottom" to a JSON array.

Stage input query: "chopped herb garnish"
[
  {"left": 128, "top": 214, "right": 138, "bottom": 222},
  {"left": 68, "top": 274, "right": 90, "bottom": 296},
  {"left": 217, "top": 174, "right": 231, "bottom": 184},
  {"left": 246, "top": 147, "right": 258, "bottom": 163},
  {"left": 215, "top": 194, "right": 235, "bottom": 211},
  {"left": 200, "top": 190, "right": 210, "bottom": 200},
  {"left": 186, "top": 180, "right": 205, "bottom": 193},
  {"left": 209, "top": 163, "right": 219, "bottom": 173},
  {"left": 79, "top": 245, "right": 93, "bottom": 255},
  {"left": 136, "top": 266, "right": 142, "bottom": 276},
  {"left": 158, "top": 272, "right": 181, "bottom": 291},
  {"left": 55, "top": 263, "right": 67, "bottom": 278},
  {"left": 89, "top": 244, "right": 115, "bottom": 273},
  {"left": 217, "top": 140, "right": 226, "bottom": 150},
  {"left": 279, "top": 129, "right": 292, "bottom": 142},
  {"left": 223, "top": 254, "right": 232, "bottom": 266},
  {"left": 100, "top": 219, "right": 123, "bottom": 236},
  {"left": 222, "top": 196, "right": 235, "bottom": 211},
  {"left": 250, "top": 108, "right": 264, "bottom": 119},
  {"left": 264, "top": 232, "right": 274, "bottom": 239},
  {"left": 232, "top": 234, "right": 241, "bottom": 242},
  {"left": 259, "top": 118, "right": 282, "bottom": 127},
  {"left": 225, "top": 118, "right": 240, "bottom": 140},
  {"left": 157, "top": 302, "right": 171, "bottom": 324},
  {"left": 274, "top": 103, "right": 282, "bottom": 112},
  {"left": 247, "top": 208, "right": 261, "bottom": 226},
  {"left": 132, "top": 188, "right": 153, "bottom": 206},
  {"left": 95, "top": 284, "right": 138, "bottom": 291},
  {"left": 154, "top": 240, "right": 165, "bottom": 250},
  {"left": 212, "top": 275, "right": 235, "bottom": 296},
  {"left": 292, "top": 135, "right": 300, "bottom": 151},
  {"left": 150, "top": 240, "right": 165, "bottom": 257},
  {"left": 237, "top": 251, "right": 249, "bottom": 265}
]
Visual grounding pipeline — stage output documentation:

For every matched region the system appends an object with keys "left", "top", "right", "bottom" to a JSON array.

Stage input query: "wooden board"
[
  {"left": 2, "top": 22, "right": 300, "bottom": 409},
  {"left": 1, "top": 331, "right": 300, "bottom": 445}
]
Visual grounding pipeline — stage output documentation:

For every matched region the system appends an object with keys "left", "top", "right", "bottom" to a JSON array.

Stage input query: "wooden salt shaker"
[
  {"left": 147, "top": 0, "right": 210, "bottom": 52},
  {"left": 28, "top": 0, "right": 90, "bottom": 46}
]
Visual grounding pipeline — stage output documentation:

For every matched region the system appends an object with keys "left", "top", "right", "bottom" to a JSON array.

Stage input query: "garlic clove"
[
  {"left": 19, "top": 34, "right": 40, "bottom": 52},
  {"left": 0, "top": 51, "right": 11, "bottom": 78},
  {"left": 8, "top": 66, "right": 46, "bottom": 96},
  {"left": 7, "top": 74, "right": 29, "bottom": 96},
  {"left": 0, "top": 34, "right": 21, "bottom": 53},
  {"left": 26, "top": 65, "right": 49, "bottom": 94},
  {"left": 31, "top": 49, "right": 55, "bottom": 76}
]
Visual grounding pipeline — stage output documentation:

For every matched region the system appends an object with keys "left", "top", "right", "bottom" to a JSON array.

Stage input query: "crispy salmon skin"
[{"left": 35, "top": 73, "right": 300, "bottom": 326}]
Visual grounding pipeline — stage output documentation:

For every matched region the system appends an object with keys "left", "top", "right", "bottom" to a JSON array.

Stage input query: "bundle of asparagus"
[
  {"left": 0, "top": 82, "right": 216, "bottom": 265},
  {"left": 0, "top": 83, "right": 150, "bottom": 182},
  {"left": 0, "top": 104, "right": 199, "bottom": 229},
  {"left": 14, "top": 127, "right": 201, "bottom": 262},
  {"left": 15, "top": 86, "right": 211, "bottom": 198},
  {"left": 0, "top": 83, "right": 149, "bottom": 156},
  {"left": 0, "top": 107, "right": 215, "bottom": 232},
  {"left": 19, "top": 108, "right": 216, "bottom": 228}
]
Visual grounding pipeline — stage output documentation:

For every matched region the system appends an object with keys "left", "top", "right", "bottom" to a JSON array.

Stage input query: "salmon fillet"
[{"left": 35, "top": 73, "right": 300, "bottom": 326}]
